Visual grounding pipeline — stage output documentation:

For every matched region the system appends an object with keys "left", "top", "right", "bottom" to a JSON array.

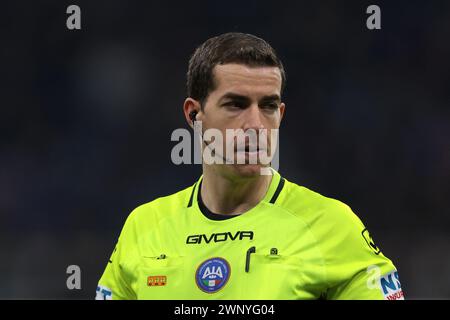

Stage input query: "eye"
[
  {"left": 223, "top": 101, "right": 244, "bottom": 109},
  {"left": 261, "top": 103, "right": 278, "bottom": 110}
]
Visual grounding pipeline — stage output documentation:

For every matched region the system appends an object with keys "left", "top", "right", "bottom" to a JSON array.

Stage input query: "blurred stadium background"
[{"left": 1, "top": 0, "right": 449, "bottom": 299}]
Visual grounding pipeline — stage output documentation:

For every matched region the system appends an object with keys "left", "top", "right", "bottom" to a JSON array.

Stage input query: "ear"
[
  {"left": 183, "top": 98, "right": 201, "bottom": 129},
  {"left": 279, "top": 102, "right": 286, "bottom": 122}
]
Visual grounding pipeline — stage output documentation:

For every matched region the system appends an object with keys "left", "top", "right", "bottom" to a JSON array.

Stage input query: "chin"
[{"left": 227, "top": 163, "right": 268, "bottom": 178}]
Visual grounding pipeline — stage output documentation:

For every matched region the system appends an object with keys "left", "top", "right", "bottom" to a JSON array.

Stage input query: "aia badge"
[
  {"left": 195, "top": 257, "right": 230, "bottom": 293},
  {"left": 362, "top": 228, "right": 381, "bottom": 255}
]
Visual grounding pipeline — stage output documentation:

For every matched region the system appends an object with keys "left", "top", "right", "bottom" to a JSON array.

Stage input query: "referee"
[{"left": 96, "top": 32, "right": 403, "bottom": 300}]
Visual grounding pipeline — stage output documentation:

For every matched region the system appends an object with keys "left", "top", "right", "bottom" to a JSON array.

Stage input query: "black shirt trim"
[
  {"left": 193, "top": 175, "right": 286, "bottom": 220},
  {"left": 269, "top": 177, "right": 285, "bottom": 204},
  {"left": 197, "top": 181, "right": 241, "bottom": 221},
  {"left": 187, "top": 182, "right": 197, "bottom": 208}
]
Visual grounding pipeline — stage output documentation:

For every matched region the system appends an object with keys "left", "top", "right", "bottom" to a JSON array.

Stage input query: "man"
[{"left": 96, "top": 32, "right": 403, "bottom": 300}]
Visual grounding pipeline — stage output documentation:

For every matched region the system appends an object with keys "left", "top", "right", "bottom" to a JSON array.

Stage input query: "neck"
[{"left": 200, "top": 165, "right": 272, "bottom": 215}]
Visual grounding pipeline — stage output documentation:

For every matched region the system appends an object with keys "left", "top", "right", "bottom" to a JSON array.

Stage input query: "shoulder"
[
  {"left": 278, "top": 178, "right": 364, "bottom": 231},
  {"left": 276, "top": 177, "right": 377, "bottom": 258},
  {"left": 278, "top": 177, "right": 391, "bottom": 263}
]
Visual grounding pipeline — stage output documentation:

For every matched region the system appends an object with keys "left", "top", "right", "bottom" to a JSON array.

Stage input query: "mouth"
[
  {"left": 236, "top": 145, "right": 267, "bottom": 154},
  {"left": 230, "top": 144, "right": 272, "bottom": 166}
]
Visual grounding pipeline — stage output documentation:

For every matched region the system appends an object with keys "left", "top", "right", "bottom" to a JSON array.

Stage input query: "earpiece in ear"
[{"left": 189, "top": 111, "right": 198, "bottom": 124}]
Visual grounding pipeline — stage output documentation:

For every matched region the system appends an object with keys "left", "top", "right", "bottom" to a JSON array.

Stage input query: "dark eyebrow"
[
  {"left": 218, "top": 93, "right": 281, "bottom": 104},
  {"left": 258, "top": 94, "right": 281, "bottom": 104},
  {"left": 218, "top": 92, "right": 251, "bottom": 104}
]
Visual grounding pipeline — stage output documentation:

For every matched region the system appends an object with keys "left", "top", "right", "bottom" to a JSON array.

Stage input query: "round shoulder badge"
[{"left": 195, "top": 257, "right": 231, "bottom": 293}]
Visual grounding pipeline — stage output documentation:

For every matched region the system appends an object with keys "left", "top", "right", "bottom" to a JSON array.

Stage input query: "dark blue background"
[{"left": 1, "top": 0, "right": 449, "bottom": 299}]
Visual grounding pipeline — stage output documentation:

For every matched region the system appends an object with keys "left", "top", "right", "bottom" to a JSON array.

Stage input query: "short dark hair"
[{"left": 187, "top": 32, "right": 286, "bottom": 107}]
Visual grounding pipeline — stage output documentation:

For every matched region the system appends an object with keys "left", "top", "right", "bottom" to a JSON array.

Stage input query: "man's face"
[{"left": 198, "top": 63, "right": 285, "bottom": 178}]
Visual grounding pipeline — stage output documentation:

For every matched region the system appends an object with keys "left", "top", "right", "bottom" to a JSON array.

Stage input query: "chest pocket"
[
  {"left": 244, "top": 254, "right": 303, "bottom": 299},
  {"left": 136, "top": 255, "right": 186, "bottom": 299}
]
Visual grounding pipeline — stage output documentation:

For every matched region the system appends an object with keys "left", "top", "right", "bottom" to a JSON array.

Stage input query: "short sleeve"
[
  {"left": 323, "top": 203, "right": 404, "bottom": 300},
  {"left": 96, "top": 214, "right": 138, "bottom": 300}
]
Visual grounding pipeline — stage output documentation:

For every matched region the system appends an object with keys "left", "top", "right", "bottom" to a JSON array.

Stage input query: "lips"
[
  {"left": 236, "top": 145, "right": 267, "bottom": 153},
  {"left": 236, "top": 148, "right": 267, "bottom": 154}
]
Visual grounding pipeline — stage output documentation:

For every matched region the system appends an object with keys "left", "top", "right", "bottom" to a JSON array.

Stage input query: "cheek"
[
  {"left": 206, "top": 118, "right": 231, "bottom": 133},
  {"left": 263, "top": 113, "right": 281, "bottom": 128},
  {"left": 206, "top": 112, "right": 237, "bottom": 130}
]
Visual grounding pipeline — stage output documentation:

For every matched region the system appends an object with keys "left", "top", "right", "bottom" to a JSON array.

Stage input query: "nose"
[{"left": 242, "top": 103, "right": 264, "bottom": 131}]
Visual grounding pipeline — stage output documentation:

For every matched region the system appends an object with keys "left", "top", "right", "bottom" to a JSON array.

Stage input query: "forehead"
[{"left": 212, "top": 63, "right": 282, "bottom": 96}]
